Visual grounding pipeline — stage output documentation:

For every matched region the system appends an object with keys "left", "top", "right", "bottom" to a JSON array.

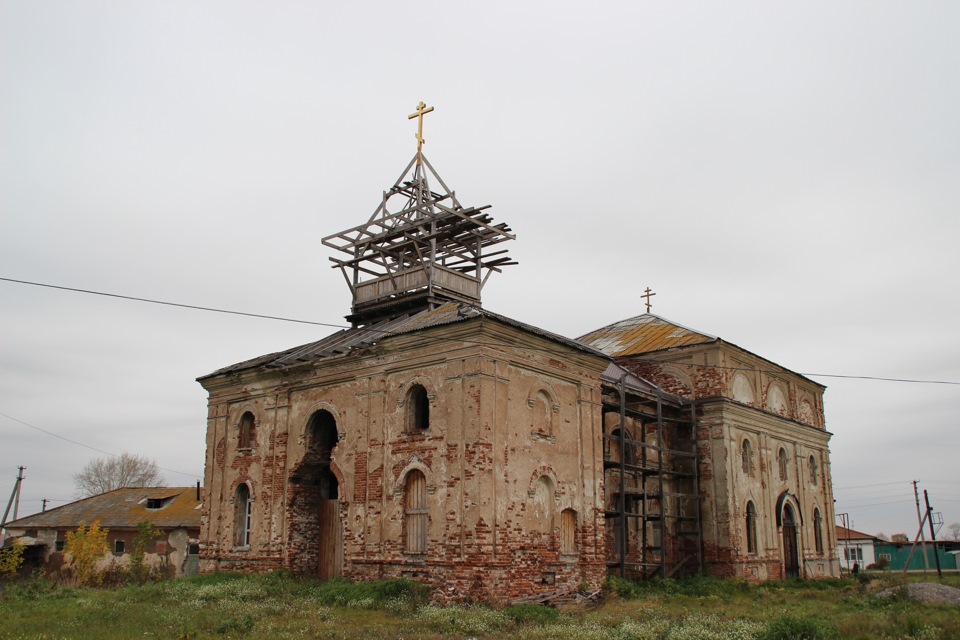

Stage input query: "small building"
[
  {"left": 835, "top": 525, "right": 878, "bottom": 570},
  {"left": 872, "top": 538, "right": 960, "bottom": 572},
  {"left": 2, "top": 486, "right": 202, "bottom": 577}
]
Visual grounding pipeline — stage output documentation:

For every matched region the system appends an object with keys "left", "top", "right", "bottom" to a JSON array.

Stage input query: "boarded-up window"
[
  {"left": 238, "top": 412, "right": 255, "bottom": 450},
  {"left": 746, "top": 501, "right": 757, "bottom": 554},
  {"left": 808, "top": 455, "right": 818, "bottom": 485},
  {"left": 778, "top": 448, "right": 788, "bottom": 482},
  {"left": 408, "top": 385, "right": 430, "bottom": 431},
  {"left": 404, "top": 470, "right": 427, "bottom": 553},
  {"left": 235, "top": 484, "right": 252, "bottom": 547},
  {"left": 813, "top": 508, "right": 824, "bottom": 555},
  {"left": 561, "top": 509, "right": 576, "bottom": 554}
]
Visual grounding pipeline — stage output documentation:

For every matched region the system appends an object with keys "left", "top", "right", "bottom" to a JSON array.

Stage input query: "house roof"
[
  {"left": 200, "top": 302, "right": 608, "bottom": 379},
  {"left": 3, "top": 487, "right": 201, "bottom": 531},
  {"left": 577, "top": 314, "right": 717, "bottom": 357},
  {"left": 836, "top": 525, "right": 877, "bottom": 541}
]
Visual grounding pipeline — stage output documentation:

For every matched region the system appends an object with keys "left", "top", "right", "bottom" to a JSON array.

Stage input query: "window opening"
[
  {"left": 235, "top": 484, "right": 252, "bottom": 547},
  {"left": 741, "top": 439, "right": 753, "bottom": 475},
  {"left": 778, "top": 448, "right": 788, "bottom": 482},
  {"left": 408, "top": 385, "right": 430, "bottom": 431},
  {"left": 808, "top": 455, "right": 818, "bottom": 485},
  {"left": 746, "top": 501, "right": 758, "bottom": 554},
  {"left": 238, "top": 411, "right": 255, "bottom": 450},
  {"left": 115, "top": 540, "right": 125, "bottom": 554},
  {"left": 814, "top": 508, "right": 824, "bottom": 555}
]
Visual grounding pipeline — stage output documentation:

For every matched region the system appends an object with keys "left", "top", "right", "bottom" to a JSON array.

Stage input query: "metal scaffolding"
[{"left": 601, "top": 366, "right": 702, "bottom": 579}]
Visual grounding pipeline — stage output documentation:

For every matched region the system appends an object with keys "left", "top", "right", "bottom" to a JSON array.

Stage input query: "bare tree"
[
  {"left": 890, "top": 533, "right": 909, "bottom": 543},
  {"left": 73, "top": 452, "right": 165, "bottom": 498},
  {"left": 947, "top": 522, "right": 960, "bottom": 541},
  {"left": 876, "top": 532, "right": 890, "bottom": 541}
]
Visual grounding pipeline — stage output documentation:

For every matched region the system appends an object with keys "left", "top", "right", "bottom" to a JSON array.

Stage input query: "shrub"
[
  {"left": 504, "top": 603, "right": 561, "bottom": 625},
  {"left": 0, "top": 539, "right": 26, "bottom": 578},
  {"left": 65, "top": 522, "right": 109, "bottom": 586},
  {"left": 129, "top": 521, "right": 162, "bottom": 583},
  {"left": 762, "top": 614, "right": 840, "bottom": 640}
]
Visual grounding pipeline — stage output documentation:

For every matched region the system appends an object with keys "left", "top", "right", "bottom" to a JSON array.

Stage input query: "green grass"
[{"left": 0, "top": 571, "right": 957, "bottom": 639}]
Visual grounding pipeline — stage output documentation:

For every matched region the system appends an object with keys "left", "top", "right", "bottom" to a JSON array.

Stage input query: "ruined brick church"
[{"left": 197, "top": 105, "right": 840, "bottom": 600}]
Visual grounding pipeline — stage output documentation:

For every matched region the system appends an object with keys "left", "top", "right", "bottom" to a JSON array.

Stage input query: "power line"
[
  {"left": 0, "top": 410, "right": 200, "bottom": 480},
  {"left": 4, "top": 276, "right": 960, "bottom": 386}
]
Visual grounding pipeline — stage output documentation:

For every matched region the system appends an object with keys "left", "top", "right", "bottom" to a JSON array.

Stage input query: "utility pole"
[
  {"left": 836, "top": 512, "right": 851, "bottom": 572},
  {"left": 924, "top": 490, "right": 943, "bottom": 579},
  {"left": 912, "top": 481, "right": 931, "bottom": 572},
  {"left": 42, "top": 498, "right": 49, "bottom": 512},
  {"left": 1, "top": 466, "right": 26, "bottom": 527}
]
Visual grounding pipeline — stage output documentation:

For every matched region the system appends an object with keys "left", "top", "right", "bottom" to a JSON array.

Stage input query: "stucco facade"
[{"left": 199, "top": 308, "right": 611, "bottom": 601}]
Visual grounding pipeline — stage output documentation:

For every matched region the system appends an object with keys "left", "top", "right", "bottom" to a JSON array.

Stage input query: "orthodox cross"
[
  {"left": 642, "top": 287, "right": 656, "bottom": 313},
  {"left": 408, "top": 101, "right": 434, "bottom": 164}
]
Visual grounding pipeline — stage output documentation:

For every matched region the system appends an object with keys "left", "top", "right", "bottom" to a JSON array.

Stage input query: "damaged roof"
[
  {"left": 200, "top": 302, "right": 608, "bottom": 379},
  {"left": 577, "top": 313, "right": 717, "bottom": 357},
  {"left": 3, "top": 487, "right": 201, "bottom": 531}
]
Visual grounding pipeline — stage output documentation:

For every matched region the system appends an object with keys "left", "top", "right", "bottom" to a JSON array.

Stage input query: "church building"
[{"left": 196, "top": 105, "right": 839, "bottom": 601}]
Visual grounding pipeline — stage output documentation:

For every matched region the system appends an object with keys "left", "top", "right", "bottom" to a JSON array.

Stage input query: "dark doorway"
[
  {"left": 782, "top": 504, "right": 800, "bottom": 578},
  {"left": 289, "top": 410, "right": 342, "bottom": 579}
]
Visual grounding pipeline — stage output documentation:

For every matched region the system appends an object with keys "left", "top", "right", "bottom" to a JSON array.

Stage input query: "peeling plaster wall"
[{"left": 199, "top": 319, "right": 608, "bottom": 601}]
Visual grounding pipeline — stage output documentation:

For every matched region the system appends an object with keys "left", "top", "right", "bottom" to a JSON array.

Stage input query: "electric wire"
[
  {"left": 0, "top": 410, "right": 201, "bottom": 480},
  {"left": 4, "top": 276, "right": 960, "bottom": 386}
]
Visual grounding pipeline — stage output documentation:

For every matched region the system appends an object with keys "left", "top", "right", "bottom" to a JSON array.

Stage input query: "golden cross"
[
  {"left": 642, "top": 287, "right": 656, "bottom": 313},
  {"left": 408, "top": 101, "right": 434, "bottom": 163}
]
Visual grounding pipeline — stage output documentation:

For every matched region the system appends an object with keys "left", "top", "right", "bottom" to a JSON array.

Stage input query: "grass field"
[{"left": 1, "top": 572, "right": 958, "bottom": 639}]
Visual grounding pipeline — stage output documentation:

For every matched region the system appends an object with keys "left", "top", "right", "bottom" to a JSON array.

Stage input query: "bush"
[
  {"left": 504, "top": 603, "right": 561, "bottom": 625},
  {"left": 762, "top": 614, "right": 840, "bottom": 640},
  {"left": 0, "top": 540, "right": 26, "bottom": 578},
  {"left": 65, "top": 522, "right": 109, "bottom": 586}
]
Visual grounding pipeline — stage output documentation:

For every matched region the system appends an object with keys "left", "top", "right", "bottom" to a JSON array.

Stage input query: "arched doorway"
[
  {"left": 289, "top": 409, "right": 342, "bottom": 579},
  {"left": 782, "top": 504, "right": 799, "bottom": 578}
]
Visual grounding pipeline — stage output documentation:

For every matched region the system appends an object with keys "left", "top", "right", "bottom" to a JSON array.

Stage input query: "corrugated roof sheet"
[
  {"left": 201, "top": 302, "right": 607, "bottom": 379},
  {"left": 577, "top": 314, "right": 717, "bottom": 357},
  {"left": 3, "top": 487, "right": 201, "bottom": 531}
]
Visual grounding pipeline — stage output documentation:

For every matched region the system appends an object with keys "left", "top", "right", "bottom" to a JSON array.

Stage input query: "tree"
[
  {"left": 890, "top": 533, "right": 909, "bottom": 543},
  {"left": 73, "top": 452, "right": 165, "bottom": 498},
  {"left": 947, "top": 522, "right": 960, "bottom": 541},
  {"left": 876, "top": 532, "right": 890, "bottom": 541}
]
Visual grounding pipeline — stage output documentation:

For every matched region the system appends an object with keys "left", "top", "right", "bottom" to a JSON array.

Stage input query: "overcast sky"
[{"left": 2, "top": 1, "right": 957, "bottom": 540}]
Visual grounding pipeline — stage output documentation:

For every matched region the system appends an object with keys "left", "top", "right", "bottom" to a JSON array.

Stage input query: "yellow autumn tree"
[
  {"left": 65, "top": 522, "right": 109, "bottom": 586},
  {"left": 0, "top": 539, "right": 25, "bottom": 578}
]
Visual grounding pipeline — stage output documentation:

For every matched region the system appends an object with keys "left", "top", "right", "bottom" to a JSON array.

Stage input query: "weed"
[
  {"left": 504, "top": 603, "right": 561, "bottom": 625},
  {"left": 762, "top": 614, "right": 840, "bottom": 640}
]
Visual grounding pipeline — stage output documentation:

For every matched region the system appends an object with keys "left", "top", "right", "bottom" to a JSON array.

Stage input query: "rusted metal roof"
[
  {"left": 3, "top": 487, "right": 201, "bottom": 531},
  {"left": 200, "top": 302, "right": 607, "bottom": 379},
  {"left": 577, "top": 314, "right": 717, "bottom": 357},
  {"left": 600, "top": 363, "right": 686, "bottom": 405}
]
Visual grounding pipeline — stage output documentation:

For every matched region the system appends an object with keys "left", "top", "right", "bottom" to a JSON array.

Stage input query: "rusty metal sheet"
[{"left": 577, "top": 314, "right": 716, "bottom": 357}]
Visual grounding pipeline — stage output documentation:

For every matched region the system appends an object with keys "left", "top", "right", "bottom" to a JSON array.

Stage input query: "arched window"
[
  {"left": 808, "top": 455, "right": 818, "bottom": 485},
  {"left": 308, "top": 410, "right": 338, "bottom": 463},
  {"left": 235, "top": 484, "right": 252, "bottom": 547},
  {"left": 813, "top": 508, "right": 824, "bottom": 555},
  {"left": 778, "top": 448, "right": 788, "bottom": 482},
  {"left": 238, "top": 412, "right": 255, "bottom": 450},
  {"left": 407, "top": 385, "right": 430, "bottom": 431},
  {"left": 404, "top": 470, "right": 427, "bottom": 553},
  {"left": 746, "top": 501, "right": 757, "bottom": 554},
  {"left": 561, "top": 509, "right": 577, "bottom": 554},
  {"left": 609, "top": 427, "right": 635, "bottom": 466},
  {"left": 741, "top": 439, "right": 753, "bottom": 475}
]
